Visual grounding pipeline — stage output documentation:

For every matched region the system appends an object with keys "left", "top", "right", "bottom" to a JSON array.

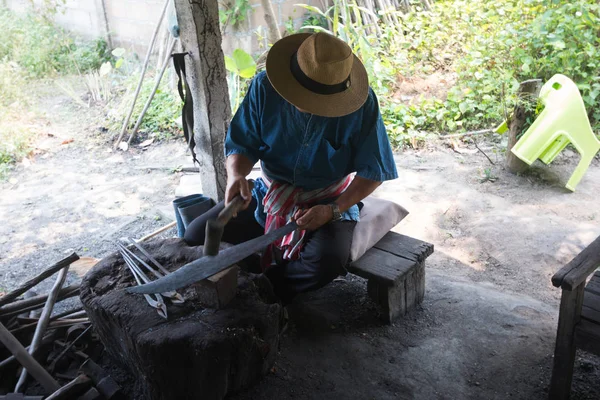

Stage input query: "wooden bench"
[
  {"left": 348, "top": 231, "right": 434, "bottom": 323},
  {"left": 549, "top": 234, "right": 600, "bottom": 400}
]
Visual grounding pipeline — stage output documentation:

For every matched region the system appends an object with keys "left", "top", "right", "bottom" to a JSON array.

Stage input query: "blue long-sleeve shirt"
[{"left": 225, "top": 71, "right": 398, "bottom": 226}]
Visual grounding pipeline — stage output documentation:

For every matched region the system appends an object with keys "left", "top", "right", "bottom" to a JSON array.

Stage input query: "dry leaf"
[
  {"left": 139, "top": 138, "right": 154, "bottom": 148},
  {"left": 71, "top": 257, "right": 101, "bottom": 276},
  {"left": 61, "top": 138, "right": 74, "bottom": 145}
]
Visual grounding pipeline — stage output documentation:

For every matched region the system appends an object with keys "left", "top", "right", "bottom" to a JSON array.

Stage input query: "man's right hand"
[{"left": 225, "top": 175, "right": 252, "bottom": 210}]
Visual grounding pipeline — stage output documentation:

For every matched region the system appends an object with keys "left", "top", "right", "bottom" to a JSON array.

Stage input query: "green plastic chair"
[{"left": 497, "top": 74, "right": 600, "bottom": 191}]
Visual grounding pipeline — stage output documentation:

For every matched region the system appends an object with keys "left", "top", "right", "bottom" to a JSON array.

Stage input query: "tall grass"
[{"left": 0, "top": 7, "right": 111, "bottom": 179}]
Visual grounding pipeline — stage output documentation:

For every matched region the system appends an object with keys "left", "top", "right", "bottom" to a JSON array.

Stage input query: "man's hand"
[
  {"left": 225, "top": 154, "right": 255, "bottom": 210},
  {"left": 293, "top": 205, "right": 333, "bottom": 231},
  {"left": 225, "top": 175, "right": 252, "bottom": 209}
]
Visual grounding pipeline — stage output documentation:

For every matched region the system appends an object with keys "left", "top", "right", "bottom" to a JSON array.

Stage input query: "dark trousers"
[{"left": 184, "top": 199, "right": 356, "bottom": 302}]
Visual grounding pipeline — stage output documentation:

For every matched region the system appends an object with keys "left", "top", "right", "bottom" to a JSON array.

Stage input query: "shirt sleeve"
[
  {"left": 352, "top": 89, "right": 399, "bottom": 182},
  {"left": 224, "top": 74, "right": 265, "bottom": 163}
]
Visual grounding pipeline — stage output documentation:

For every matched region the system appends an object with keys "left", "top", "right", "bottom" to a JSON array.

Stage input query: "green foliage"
[
  {"left": 511, "top": 1, "right": 600, "bottom": 125},
  {"left": 219, "top": 0, "right": 253, "bottom": 30},
  {"left": 302, "top": 12, "right": 328, "bottom": 29},
  {"left": 291, "top": 0, "right": 600, "bottom": 147},
  {"left": 0, "top": 122, "right": 34, "bottom": 166},
  {"left": 108, "top": 73, "right": 182, "bottom": 141},
  {"left": 250, "top": 0, "right": 594, "bottom": 149},
  {"left": 0, "top": 8, "right": 110, "bottom": 78},
  {"left": 225, "top": 49, "right": 257, "bottom": 79},
  {"left": 0, "top": 57, "right": 35, "bottom": 178},
  {"left": 225, "top": 49, "right": 257, "bottom": 112},
  {"left": 0, "top": 6, "right": 112, "bottom": 174},
  {"left": 0, "top": 63, "right": 35, "bottom": 176}
]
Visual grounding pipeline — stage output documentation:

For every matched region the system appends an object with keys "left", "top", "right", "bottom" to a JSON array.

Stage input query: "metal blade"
[{"left": 127, "top": 222, "right": 298, "bottom": 294}]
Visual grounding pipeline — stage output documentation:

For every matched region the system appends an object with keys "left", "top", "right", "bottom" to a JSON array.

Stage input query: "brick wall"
[{"left": 4, "top": 0, "right": 321, "bottom": 59}]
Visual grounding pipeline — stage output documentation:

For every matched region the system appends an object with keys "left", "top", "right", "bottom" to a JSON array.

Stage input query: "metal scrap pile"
[{"left": 0, "top": 254, "right": 126, "bottom": 400}]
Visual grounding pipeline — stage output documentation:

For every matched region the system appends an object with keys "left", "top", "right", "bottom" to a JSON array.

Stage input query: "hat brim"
[{"left": 266, "top": 33, "right": 369, "bottom": 118}]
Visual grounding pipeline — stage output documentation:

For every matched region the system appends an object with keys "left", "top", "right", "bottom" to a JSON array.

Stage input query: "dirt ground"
[{"left": 1, "top": 87, "right": 600, "bottom": 399}]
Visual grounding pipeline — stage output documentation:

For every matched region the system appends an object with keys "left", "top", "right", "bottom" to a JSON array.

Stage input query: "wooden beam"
[
  {"left": 0, "top": 322, "right": 60, "bottom": 393},
  {"left": 0, "top": 253, "right": 79, "bottom": 307},
  {"left": 15, "top": 266, "right": 70, "bottom": 392},
  {"left": 173, "top": 0, "right": 231, "bottom": 201},
  {"left": 552, "top": 235, "right": 600, "bottom": 290},
  {"left": 0, "top": 284, "right": 80, "bottom": 318},
  {"left": 549, "top": 282, "right": 585, "bottom": 400}
]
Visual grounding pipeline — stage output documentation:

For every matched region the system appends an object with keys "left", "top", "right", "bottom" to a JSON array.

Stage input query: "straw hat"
[{"left": 266, "top": 32, "right": 369, "bottom": 118}]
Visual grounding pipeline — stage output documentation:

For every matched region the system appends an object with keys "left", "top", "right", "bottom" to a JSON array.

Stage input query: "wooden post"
[
  {"left": 506, "top": 79, "right": 542, "bottom": 174},
  {"left": 173, "top": 0, "right": 231, "bottom": 201},
  {"left": 98, "top": 0, "right": 113, "bottom": 50},
  {"left": 0, "top": 322, "right": 61, "bottom": 393},
  {"left": 260, "top": 0, "right": 282, "bottom": 44},
  {"left": 549, "top": 282, "right": 585, "bottom": 400}
]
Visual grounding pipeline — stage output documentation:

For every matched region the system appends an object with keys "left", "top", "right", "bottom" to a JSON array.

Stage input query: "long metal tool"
[
  {"left": 127, "top": 222, "right": 298, "bottom": 295},
  {"left": 127, "top": 237, "right": 172, "bottom": 275},
  {"left": 120, "top": 248, "right": 168, "bottom": 319},
  {"left": 118, "top": 243, "right": 184, "bottom": 304}
]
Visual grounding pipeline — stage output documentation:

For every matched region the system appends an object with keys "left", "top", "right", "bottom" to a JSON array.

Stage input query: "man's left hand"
[{"left": 293, "top": 205, "right": 333, "bottom": 231}]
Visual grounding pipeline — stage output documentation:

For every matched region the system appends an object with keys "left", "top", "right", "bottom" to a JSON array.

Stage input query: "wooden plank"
[
  {"left": 585, "top": 274, "right": 600, "bottom": 295},
  {"left": 349, "top": 251, "right": 408, "bottom": 284},
  {"left": 0, "top": 253, "right": 79, "bottom": 307},
  {"left": 583, "top": 290, "right": 600, "bottom": 313},
  {"left": 549, "top": 283, "right": 585, "bottom": 400},
  {"left": 367, "top": 278, "right": 406, "bottom": 323},
  {"left": 581, "top": 306, "right": 600, "bottom": 324},
  {"left": 372, "top": 232, "right": 434, "bottom": 263},
  {"left": 348, "top": 248, "right": 417, "bottom": 286},
  {"left": 576, "top": 319, "right": 600, "bottom": 356},
  {"left": 0, "top": 322, "right": 61, "bottom": 393},
  {"left": 415, "top": 262, "right": 426, "bottom": 304},
  {"left": 404, "top": 270, "right": 417, "bottom": 311},
  {"left": 552, "top": 235, "right": 600, "bottom": 289}
]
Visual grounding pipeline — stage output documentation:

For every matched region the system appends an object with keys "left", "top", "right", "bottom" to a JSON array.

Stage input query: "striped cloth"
[{"left": 261, "top": 174, "right": 353, "bottom": 267}]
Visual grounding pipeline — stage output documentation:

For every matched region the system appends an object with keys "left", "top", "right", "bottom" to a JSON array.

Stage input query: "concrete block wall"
[{"left": 4, "top": 0, "right": 323, "bottom": 59}]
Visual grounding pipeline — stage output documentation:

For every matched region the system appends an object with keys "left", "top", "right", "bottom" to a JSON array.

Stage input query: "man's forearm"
[
  {"left": 335, "top": 176, "right": 382, "bottom": 213},
  {"left": 226, "top": 154, "right": 254, "bottom": 179}
]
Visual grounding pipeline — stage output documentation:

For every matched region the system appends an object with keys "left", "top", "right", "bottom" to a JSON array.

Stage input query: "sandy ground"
[
  {"left": 0, "top": 93, "right": 185, "bottom": 297},
  {"left": 1, "top": 90, "right": 600, "bottom": 399}
]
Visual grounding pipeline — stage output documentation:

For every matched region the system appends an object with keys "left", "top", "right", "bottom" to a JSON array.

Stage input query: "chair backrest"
[{"left": 539, "top": 74, "right": 586, "bottom": 113}]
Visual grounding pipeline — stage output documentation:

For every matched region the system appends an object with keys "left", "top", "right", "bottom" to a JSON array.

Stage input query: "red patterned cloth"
[{"left": 261, "top": 174, "right": 353, "bottom": 268}]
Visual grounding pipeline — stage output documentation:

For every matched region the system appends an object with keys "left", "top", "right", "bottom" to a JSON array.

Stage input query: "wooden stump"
[
  {"left": 80, "top": 238, "right": 282, "bottom": 400},
  {"left": 506, "top": 79, "right": 542, "bottom": 174}
]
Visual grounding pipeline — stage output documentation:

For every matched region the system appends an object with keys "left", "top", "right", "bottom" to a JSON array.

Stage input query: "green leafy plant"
[
  {"left": 301, "top": 12, "right": 328, "bottom": 30},
  {"left": 107, "top": 71, "right": 182, "bottom": 141},
  {"left": 0, "top": 8, "right": 110, "bottom": 78},
  {"left": 285, "top": 16, "right": 296, "bottom": 35},
  {"left": 225, "top": 49, "right": 257, "bottom": 112},
  {"left": 480, "top": 167, "right": 498, "bottom": 183},
  {"left": 219, "top": 0, "right": 253, "bottom": 31}
]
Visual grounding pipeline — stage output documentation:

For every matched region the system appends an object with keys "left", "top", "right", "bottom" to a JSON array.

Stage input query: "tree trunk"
[
  {"left": 173, "top": 0, "right": 230, "bottom": 201},
  {"left": 260, "top": 0, "right": 281, "bottom": 43},
  {"left": 506, "top": 79, "right": 542, "bottom": 174},
  {"left": 80, "top": 239, "right": 282, "bottom": 400}
]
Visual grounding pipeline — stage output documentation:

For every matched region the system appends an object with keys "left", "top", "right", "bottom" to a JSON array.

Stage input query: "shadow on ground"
[{"left": 231, "top": 263, "right": 600, "bottom": 400}]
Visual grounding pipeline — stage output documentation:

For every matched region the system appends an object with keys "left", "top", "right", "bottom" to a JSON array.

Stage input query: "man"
[{"left": 185, "top": 32, "right": 398, "bottom": 303}]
